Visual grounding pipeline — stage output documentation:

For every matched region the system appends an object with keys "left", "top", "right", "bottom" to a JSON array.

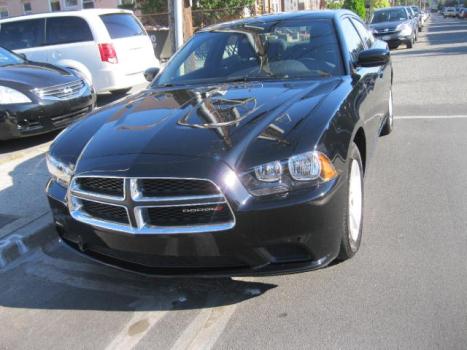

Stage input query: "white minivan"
[{"left": 0, "top": 9, "right": 159, "bottom": 94}]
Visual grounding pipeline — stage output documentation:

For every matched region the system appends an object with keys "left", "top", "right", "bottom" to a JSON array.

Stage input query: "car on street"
[
  {"left": 46, "top": 10, "right": 393, "bottom": 276},
  {"left": 405, "top": 6, "right": 420, "bottom": 38},
  {"left": 443, "top": 7, "right": 457, "bottom": 17},
  {"left": 411, "top": 5, "right": 424, "bottom": 31},
  {"left": 369, "top": 7, "right": 416, "bottom": 49},
  {"left": 0, "top": 46, "right": 95, "bottom": 140},
  {"left": 0, "top": 9, "right": 159, "bottom": 95},
  {"left": 458, "top": 7, "right": 467, "bottom": 18}
]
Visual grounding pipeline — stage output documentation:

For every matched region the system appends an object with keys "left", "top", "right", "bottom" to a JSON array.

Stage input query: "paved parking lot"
[{"left": 0, "top": 15, "right": 466, "bottom": 350}]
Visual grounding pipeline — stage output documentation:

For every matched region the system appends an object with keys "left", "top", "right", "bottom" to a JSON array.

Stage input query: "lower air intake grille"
[
  {"left": 146, "top": 203, "right": 231, "bottom": 227},
  {"left": 81, "top": 200, "right": 128, "bottom": 224}
]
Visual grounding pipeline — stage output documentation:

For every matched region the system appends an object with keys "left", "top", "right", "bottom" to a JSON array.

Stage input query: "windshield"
[
  {"left": 411, "top": 6, "right": 420, "bottom": 14},
  {"left": 0, "top": 47, "right": 24, "bottom": 67},
  {"left": 371, "top": 9, "right": 408, "bottom": 23},
  {"left": 154, "top": 19, "right": 343, "bottom": 87}
]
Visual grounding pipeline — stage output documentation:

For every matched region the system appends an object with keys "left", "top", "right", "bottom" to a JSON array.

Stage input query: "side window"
[
  {"left": 46, "top": 17, "right": 93, "bottom": 46},
  {"left": 351, "top": 19, "right": 374, "bottom": 48},
  {"left": 341, "top": 18, "right": 364, "bottom": 62},
  {"left": 0, "top": 19, "right": 45, "bottom": 50}
]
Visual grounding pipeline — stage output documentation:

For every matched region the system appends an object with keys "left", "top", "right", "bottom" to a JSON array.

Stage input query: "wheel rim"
[
  {"left": 348, "top": 159, "right": 362, "bottom": 247},
  {"left": 389, "top": 90, "right": 394, "bottom": 128}
]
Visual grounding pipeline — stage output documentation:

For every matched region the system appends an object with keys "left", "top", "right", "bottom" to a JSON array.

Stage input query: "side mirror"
[
  {"left": 357, "top": 48, "right": 390, "bottom": 67},
  {"left": 144, "top": 67, "right": 160, "bottom": 82},
  {"left": 18, "top": 53, "right": 27, "bottom": 60}
]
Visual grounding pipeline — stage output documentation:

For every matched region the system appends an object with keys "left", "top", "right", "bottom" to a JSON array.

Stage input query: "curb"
[{"left": 0, "top": 212, "right": 56, "bottom": 268}]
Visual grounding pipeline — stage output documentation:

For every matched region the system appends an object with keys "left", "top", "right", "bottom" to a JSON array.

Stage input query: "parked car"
[
  {"left": 46, "top": 10, "right": 393, "bottom": 276},
  {"left": 0, "top": 47, "right": 95, "bottom": 140},
  {"left": 411, "top": 5, "right": 424, "bottom": 31},
  {"left": 0, "top": 9, "right": 159, "bottom": 95},
  {"left": 458, "top": 7, "right": 467, "bottom": 18},
  {"left": 369, "top": 7, "right": 416, "bottom": 49},
  {"left": 443, "top": 7, "right": 457, "bottom": 17},
  {"left": 405, "top": 6, "right": 420, "bottom": 39}
]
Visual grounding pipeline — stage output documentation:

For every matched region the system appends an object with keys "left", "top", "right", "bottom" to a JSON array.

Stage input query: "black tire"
[
  {"left": 407, "top": 39, "right": 413, "bottom": 49},
  {"left": 337, "top": 143, "right": 364, "bottom": 261},
  {"left": 111, "top": 88, "right": 131, "bottom": 95}
]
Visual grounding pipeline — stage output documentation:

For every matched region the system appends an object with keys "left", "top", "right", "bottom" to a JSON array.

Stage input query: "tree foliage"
[
  {"left": 343, "top": 0, "right": 366, "bottom": 19},
  {"left": 372, "top": 0, "right": 390, "bottom": 8},
  {"left": 326, "top": 0, "right": 344, "bottom": 9}
]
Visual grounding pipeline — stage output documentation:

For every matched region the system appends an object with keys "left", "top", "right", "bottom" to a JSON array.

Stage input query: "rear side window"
[
  {"left": 46, "top": 17, "right": 93, "bottom": 45},
  {"left": 0, "top": 19, "right": 45, "bottom": 50},
  {"left": 100, "top": 13, "right": 145, "bottom": 39}
]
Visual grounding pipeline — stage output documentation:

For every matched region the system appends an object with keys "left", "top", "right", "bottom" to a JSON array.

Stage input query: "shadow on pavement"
[{"left": 0, "top": 238, "right": 277, "bottom": 311}]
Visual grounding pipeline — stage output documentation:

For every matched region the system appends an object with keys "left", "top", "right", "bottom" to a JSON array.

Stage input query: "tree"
[
  {"left": 343, "top": 0, "right": 366, "bottom": 19},
  {"left": 372, "top": 0, "right": 390, "bottom": 8},
  {"left": 326, "top": 0, "right": 344, "bottom": 9}
]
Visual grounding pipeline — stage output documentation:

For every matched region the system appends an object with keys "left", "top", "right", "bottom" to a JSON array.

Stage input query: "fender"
[{"left": 56, "top": 59, "right": 93, "bottom": 86}]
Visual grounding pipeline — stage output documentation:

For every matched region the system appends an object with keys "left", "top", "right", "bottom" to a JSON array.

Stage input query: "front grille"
[
  {"left": 77, "top": 177, "right": 124, "bottom": 197},
  {"left": 81, "top": 200, "right": 128, "bottom": 224},
  {"left": 140, "top": 179, "right": 220, "bottom": 197},
  {"left": 34, "top": 79, "right": 85, "bottom": 100},
  {"left": 146, "top": 203, "right": 232, "bottom": 227},
  {"left": 69, "top": 177, "right": 235, "bottom": 234}
]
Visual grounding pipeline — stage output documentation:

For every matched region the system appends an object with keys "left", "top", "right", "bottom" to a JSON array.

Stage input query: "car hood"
[
  {"left": 0, "top": 62, "right": 75, "bottom": 88},
  {"left": 369, "top": 20, "right": 408, "bottom": 30},
  {"left": 64, "top": 79, "right": 341, "bottom": 172}
]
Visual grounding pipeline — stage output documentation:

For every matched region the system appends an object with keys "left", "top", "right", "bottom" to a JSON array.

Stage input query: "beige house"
[
  {"left": 258, "top": 0, "right": 322, "bottom": 13},
  {"left": 0, "top": 0, "right": 134, "bottom": 18}
]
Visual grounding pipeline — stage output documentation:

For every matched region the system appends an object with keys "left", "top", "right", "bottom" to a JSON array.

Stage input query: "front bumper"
[
  {"left": 374, "top": 32, "right": 412, "bottom": 47},
  {"left": 0, "top": 90, "right": 96, "bottom": 141},
  {"left": 46, "top": 174, "right": 347, "bottom": 277}
]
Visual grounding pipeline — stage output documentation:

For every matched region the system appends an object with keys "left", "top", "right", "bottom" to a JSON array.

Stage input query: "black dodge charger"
[
  {"left": 46, "top": 10, "right": 393, "bottom": 276},
  {"left": 0, "top": 47, "right": 95, "bottom": 140}
]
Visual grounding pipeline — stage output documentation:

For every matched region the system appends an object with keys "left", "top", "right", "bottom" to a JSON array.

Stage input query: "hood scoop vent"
[{"left": 178, "top": 93, "right": 261, "bottom": 129}]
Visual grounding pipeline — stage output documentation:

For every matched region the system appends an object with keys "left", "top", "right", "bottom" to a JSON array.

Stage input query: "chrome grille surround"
[
  {"left": 68, "top": 176, "right": 236, "bottom": 235},
  {"left": 33, "top": 79, "right": 86, "bottom": 100}
]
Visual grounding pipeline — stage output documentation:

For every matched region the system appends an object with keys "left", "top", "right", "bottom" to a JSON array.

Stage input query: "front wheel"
[{"left": 338, "top": 143, "right": 364, "bottom": 261}]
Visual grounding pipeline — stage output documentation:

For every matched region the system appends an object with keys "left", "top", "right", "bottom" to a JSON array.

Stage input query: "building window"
[
  {"left": 119, "top": 0, "right": 136, "bottom": 5},
  {"left": 64, "top": 0, "right": 79, "bottom": 8},
  {"left": 23, "top": 2, "right": 32, "bottom": 14},
  {"left": 50, "top": 0, "right": 61, "bottom": 11},
  {"left": 0, "top": 7, "right": 8, "bottom": 18},
  {"left": 83, "top": 0, "right": 95, "bottom": 8}
]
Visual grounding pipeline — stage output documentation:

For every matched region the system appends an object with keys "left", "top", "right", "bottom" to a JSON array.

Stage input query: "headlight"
[
  {"left": 397, "top": 23, "right": 412, "bottom": 36},
  {"left": 0, "top": 86, "right": 31, "bottom": 104},
  {"left": 241, "top": 151, "right": 337, "bottom": 197},
  {"left": 46, "top": 153, "right": 74, "bottom": 187}
]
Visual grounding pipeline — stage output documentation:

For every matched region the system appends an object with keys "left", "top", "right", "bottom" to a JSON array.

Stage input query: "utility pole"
[{"left": 168, "top": 0, "right": 192, "bottom": 54}]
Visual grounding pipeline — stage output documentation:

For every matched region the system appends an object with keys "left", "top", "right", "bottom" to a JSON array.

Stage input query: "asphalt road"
[{"left": 1, "top": 15, "right": 467, "bottom": 350}]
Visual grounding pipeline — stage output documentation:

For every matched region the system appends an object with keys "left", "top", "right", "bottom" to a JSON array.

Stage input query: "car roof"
[
  {"left": 199, "top": 10, "right": 357, "bottom": 32},
  {"left": 0, "top": 8, "right": 133, "bottom": 23}
]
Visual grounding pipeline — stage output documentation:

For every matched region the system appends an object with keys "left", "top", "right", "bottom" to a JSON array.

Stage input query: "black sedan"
[
  {"left": 0, "top": 47, "right": 95, "bottom": 140},
  {"left": 46, "top": 10, "right": 393, "bottom": 276}
]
